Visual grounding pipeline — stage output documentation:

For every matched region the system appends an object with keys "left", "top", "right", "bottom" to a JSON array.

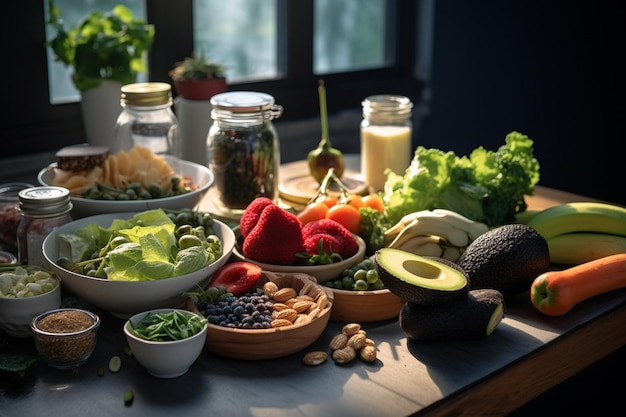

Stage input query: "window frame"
[{"left": 4, "top": 0, "right": 424, "bottom": 157}]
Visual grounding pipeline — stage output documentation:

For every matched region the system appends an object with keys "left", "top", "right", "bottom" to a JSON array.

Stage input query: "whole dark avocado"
[{"left": 456, "top": 223, "right": 550, "bottom": 297}]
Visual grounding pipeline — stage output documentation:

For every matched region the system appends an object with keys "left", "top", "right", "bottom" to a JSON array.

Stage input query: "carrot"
[{"left": 530, "top": 253, "right": 626, "bottom": 316}]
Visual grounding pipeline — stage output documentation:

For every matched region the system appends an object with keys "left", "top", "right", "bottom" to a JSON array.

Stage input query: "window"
[{"left": 6, "top": 0, "right": 424, "bottom": 157}]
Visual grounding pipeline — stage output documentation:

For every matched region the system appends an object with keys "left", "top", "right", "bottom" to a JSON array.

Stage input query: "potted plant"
[
  {"left": 169, "top": 53, "right": 228, "bottom": 101},
  {"left": 45, "top": 0, "right": 155, "bottom": 147}
]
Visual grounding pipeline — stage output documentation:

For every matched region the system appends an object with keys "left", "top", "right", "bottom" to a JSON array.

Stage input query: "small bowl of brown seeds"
[{"left": 31, "top": 308, "right": 101, "bottom": 369}]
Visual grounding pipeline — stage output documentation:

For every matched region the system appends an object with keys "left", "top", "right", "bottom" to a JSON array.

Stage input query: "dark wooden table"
[{"left": 2, "top": 157, "right": 625, "bottom": 417}]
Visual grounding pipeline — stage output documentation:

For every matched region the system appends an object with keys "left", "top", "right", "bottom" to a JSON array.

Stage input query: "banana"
[
  {"left": 431, "top": 209, "right": 490, "bottom": 240},
  {"left": 547, "top": 232, "right": 626, "bottom": 265},
  {"left": 441, "top": 246, "right": 462, "bottom": 262},
  {"left": 391, "top": 235, "right": 442, "bottom": 253},
  {"left": 525, "top": 202, "right": 626, "bottom": 240},
  {"left": 387, "top": 217, "right": 470, "bottom": 248},
  {"left": 384, "top": 210, "right": 434, "bottom": 239},
  {"left": 414, "top": 242, "right": 445, "bottom": 257}
]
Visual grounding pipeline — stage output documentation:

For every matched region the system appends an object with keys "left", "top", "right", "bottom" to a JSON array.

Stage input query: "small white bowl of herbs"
[{"left": 123, "top": 308, "right": 208, "bottom": 379}]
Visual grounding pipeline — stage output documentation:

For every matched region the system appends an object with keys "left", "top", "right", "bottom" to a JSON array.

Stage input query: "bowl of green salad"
[{"left": 41, "top": 209, "right": 235, "bottom": 318}]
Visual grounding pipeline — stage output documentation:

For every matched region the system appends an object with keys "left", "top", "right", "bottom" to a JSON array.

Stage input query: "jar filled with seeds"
[{"left": 206, "top": 91, "right": 283, "bottom": 218}]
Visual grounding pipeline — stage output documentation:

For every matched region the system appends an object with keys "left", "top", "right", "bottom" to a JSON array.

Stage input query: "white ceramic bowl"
[
  {"left": 124, "top": 308, "right": 207, "bottom": 378},
  {"left": 42, "top": 212, "right": 235, "bottom": 318},
  {"left": 31, "top": 308, "right": 100, "bottom": 369},
  {"left": 231, "top": 229, "right": 366, "bottom": 283},
  {"left": 0, "top": 271, "right": 62, "bottom": 338},
  {"left": 37, "top": 155, "right": 214, "bottom": 219}
]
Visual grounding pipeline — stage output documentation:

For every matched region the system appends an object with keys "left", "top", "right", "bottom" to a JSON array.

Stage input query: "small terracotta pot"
[{"left": 172, "top": 77, "right": 227, "bottom": 101}]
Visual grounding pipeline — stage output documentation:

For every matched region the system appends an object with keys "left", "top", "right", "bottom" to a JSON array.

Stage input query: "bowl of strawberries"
[{"left": 231, "top": 198, "right": 366, "bottom": 282}]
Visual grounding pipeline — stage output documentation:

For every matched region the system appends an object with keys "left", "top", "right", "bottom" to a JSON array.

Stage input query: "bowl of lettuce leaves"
[{"left": 42, "top": 209, "right": 235, "bottom": 318}]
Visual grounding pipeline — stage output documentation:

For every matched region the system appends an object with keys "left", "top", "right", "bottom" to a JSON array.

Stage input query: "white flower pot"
[{"left": 80, "top": 80, "right": 124, "bottom": 148}]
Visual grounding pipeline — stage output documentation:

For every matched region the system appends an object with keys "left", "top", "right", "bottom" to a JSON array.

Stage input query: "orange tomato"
[
  {"left": 297, "top": 202, "right": 329, "bottom": 225},
  {"left": 316, "top": 195, "right": 338, "bottom": 208},
  {"left": 325, "top": 203, "right": 361, "bottom": 234},
  {"left": 346, "top": 195, "right": 364, "bottom": 210},
  {"left": 361, "top": 193, "right": 385, "bottom": 213}
]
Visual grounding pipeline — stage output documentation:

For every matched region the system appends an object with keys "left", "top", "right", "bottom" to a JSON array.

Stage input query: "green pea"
[
  {"left": 366, "top": 269, "right": 379, "bottom": 284},
  {"left": 341, "top": 276, "right": 355, "bottom": 290},
  {"left": 353, "top": 279, "right": 369, "bottom": 291},
  {"left": 353, "top": 269, "right": 367, "bottom": 282},
  {"left": 178, "top": 234, "right": 203, "bottom": 249}
]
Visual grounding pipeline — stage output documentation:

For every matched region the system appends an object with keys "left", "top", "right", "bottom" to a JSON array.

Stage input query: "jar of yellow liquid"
[{"left": 360, "top": 95, "right": 413, "bottom": 192}]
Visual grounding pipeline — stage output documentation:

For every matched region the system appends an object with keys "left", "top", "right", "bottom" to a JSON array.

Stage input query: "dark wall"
[{"left": 416, "top": 1, "right": 623, "bottom": 205}]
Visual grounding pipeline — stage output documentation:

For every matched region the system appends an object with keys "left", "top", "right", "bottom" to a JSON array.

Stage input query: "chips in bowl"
[{"left": 38, "top": 148, "right": 213, "bottom": 218}]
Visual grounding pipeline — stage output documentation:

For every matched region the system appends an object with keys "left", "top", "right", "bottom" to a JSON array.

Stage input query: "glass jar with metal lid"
[
  {"left": 206, "top": 91, "right": 283, "bottom": 218},
  {"left": 0, "top": 182, "right": 34, "bottom": 255},
  {"left": 17, "top": 186, "right": 73, "bottom": 268},
  {"left": 113, "top": 82, "right": 180, "bottom": 156},
  {"left": 360, "top": 94, "right": 413, "bottom": 192}
]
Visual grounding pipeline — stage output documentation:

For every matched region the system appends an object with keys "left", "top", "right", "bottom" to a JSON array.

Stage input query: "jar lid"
[
  {"left": 121, "top": 82, "right": 172, "bottom": 106},
  {"left": 211, "top": 91, "right": 276, "bottom": 113},
  {"left": 18, "top": 186, "right": 72, "bottom": 216},
  {"left": 362, "top": 94, "right": 413, "bottom": 118},
  {"left": 0, "top": 182, "right": 35, "bottom": 204}
]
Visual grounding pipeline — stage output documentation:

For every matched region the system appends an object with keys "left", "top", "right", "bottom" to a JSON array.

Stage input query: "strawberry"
[
  {"left": 209, "top": 262, "right": 262, "bottom": 296},
  {"left": 302, "top": 219, "right": 358, "bottom": 259},
  {"left": 239, "top": 197, "right": 274, "bottom": 239},
  {"left": 299, "top": 233, "right": 343, "bottom": 265},
  {"left": 242, "top": 204, "right": 304, "bottom": 265}
]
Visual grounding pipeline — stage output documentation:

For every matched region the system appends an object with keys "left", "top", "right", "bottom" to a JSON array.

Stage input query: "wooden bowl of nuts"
[
  {"left": 329, "top": 288, "right": 404, "bottom": 323},
  {"left": 186, "top": 271, "right": 333, "bottom": 360}
]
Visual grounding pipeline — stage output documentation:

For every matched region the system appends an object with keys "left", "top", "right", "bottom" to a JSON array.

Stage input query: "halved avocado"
[
  {"left": 375, "top": 248, "right": 470, "bottom": 305},
  {"left": 400, "top": 289, "right": 505, "bottom": 342}
]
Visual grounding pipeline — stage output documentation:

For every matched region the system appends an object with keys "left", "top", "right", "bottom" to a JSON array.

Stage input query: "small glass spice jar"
[
  {"left": 361, "top": 94, "right": 413, "bottom": 192},
  {"left": 0, "top": 182, "right": 34, "bottom": 255},
  {"left": 113, "top": 82, "right": 180, "bottom": 156},
  {"left": 206, "top": 91, "right": 283, "bottom": 218},
  {"left": 17, "top": 186, "right": 73, "bottom": 268}
]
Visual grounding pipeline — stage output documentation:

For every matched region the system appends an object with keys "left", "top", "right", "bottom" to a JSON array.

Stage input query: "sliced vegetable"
[
  {"left": 209, "top": 262, "right": 262, "bottom": 296},
  {"left": 530, "top": 253, "right": 626, "bottom": 316}
]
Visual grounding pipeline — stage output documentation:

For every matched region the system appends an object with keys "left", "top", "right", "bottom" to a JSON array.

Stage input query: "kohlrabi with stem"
[{"left": 307, "top": 80, "right": 345, "bottom": 183}]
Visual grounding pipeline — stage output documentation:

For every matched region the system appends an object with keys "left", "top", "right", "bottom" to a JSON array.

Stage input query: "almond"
[
  {"left": 302, "top": 351, "right": 328, "bottom": 366},
  {"left": 332, "top": 346, "right": 356, "bottom": 363},
  {"left": 342, "top": 323, "right": 361, "bottom": 336},
  {"left": 273, "top": 287, "right": 297, "bottom": 303},
  {"left": 329, "top": 333, "right": 348, "bottom": 350},
  {"left": 359, "top": 345, "right": 377, "bottom": 363}
]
